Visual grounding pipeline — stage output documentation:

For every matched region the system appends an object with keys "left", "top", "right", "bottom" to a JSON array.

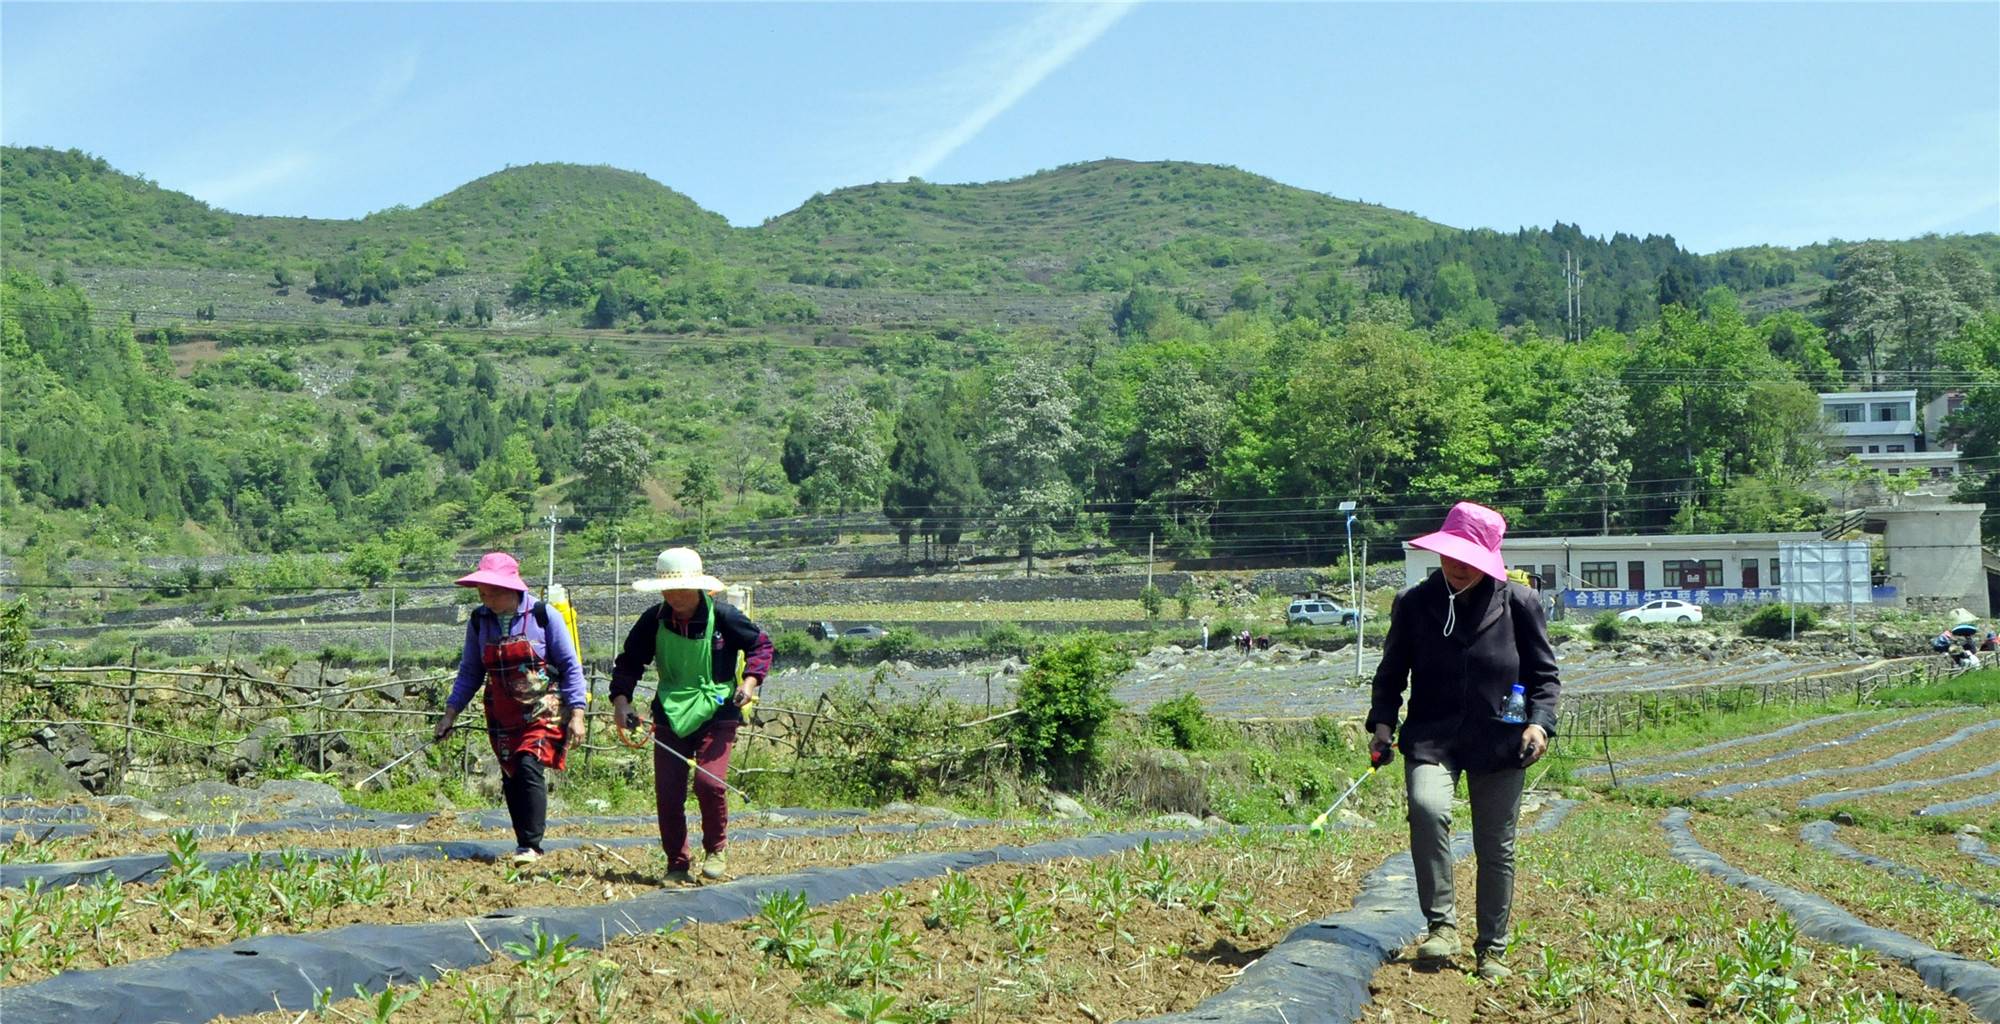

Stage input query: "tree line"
[{"left": 5, "top": 238, "right": 1998, "bottom": 583}]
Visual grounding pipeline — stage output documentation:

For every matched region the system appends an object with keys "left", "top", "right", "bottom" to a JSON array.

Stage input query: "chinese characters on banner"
[{"left": 1559, "top": 588, "right": 1783, "bottom": 609}]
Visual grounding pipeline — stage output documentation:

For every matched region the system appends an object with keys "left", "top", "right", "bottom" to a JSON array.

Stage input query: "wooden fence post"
[
  {"left": 123, "top": 647, "right": 139, "bottom": 775},
  {"left": 317, "top": 657, "right": 328, "bottom": 771}
]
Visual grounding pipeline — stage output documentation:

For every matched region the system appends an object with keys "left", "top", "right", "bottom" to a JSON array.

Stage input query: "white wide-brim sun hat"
[{"left": 632, "top": 547, "right": 725, "bottom": 593}]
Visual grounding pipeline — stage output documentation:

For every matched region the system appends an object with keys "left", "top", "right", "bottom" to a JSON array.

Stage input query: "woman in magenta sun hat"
[
  {"left": 436, "top": 552, "right": 587, "bottom": 864},
  {"left": 1364, "top": 502, "right": 1561, "bottom": 981}
]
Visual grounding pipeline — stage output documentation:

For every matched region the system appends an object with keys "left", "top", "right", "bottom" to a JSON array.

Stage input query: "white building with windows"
[
  {"left": 1398, "top": 511, "right": 1992, "bottom": 616},
  {"left": 1819, "top": 390, "right": 1959, "bottom": 480},
  {"left": 1402, "top": 532, "right": 1815, "bottom": 597}
]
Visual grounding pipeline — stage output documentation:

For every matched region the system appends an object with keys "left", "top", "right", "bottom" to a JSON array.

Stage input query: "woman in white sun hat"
[{"left": 610, "top": 547, "right": 772, "bottom": 884}]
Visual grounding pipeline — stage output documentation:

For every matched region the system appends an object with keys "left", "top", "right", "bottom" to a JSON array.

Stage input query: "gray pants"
[{"left": 1405, "top": 760, "right": 1524, "bottom": 958}]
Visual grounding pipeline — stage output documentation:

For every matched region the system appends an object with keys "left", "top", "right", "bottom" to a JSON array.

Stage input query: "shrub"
[
  {"left": 1140, "top": 584, "right": 1164, "bottom": 622},
  {"left": 258, "top": 645, "right": 300, "bottom": 672},
  {"left": 1012, "top": 631, "right": 1129, "bottom": 782},
  {"left": 1174, "top": 579, "right": 1199, "bottom": 620},
  {"left": 771, "top": 630, "right": 816, "bottom": 660},
  {"left": 1741, "top": 603, "right": 1817, "bottom": 639},
  {"left": 1589, "top": 612, "right": 1622, "bottom": 643},
  {"left": 979, "top": 621, "right": 1032, "bottom": 657},
  {"left": 316, "top": 643, "right": 365, "bottom": 667},
  {"left": 1148, "top": 693, "right": 1214, "bottom": 751},
  {"left": 874, "top": 627, "right": 922, "bottom": 660}
]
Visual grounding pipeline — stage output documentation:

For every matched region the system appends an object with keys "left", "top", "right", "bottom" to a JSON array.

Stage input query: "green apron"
[{"left": 653, "top": 600, "right": 731, "bottom": 739}]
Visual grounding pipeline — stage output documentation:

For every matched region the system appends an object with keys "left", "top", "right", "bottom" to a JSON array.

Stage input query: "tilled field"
[
  {"left": 1658, "top": 708, "right": 2000, "bottom": 801},
  {"left": 1361, "top": 803, "right": 1981, "bottom": 1023},
  {"left": 1688, "top": 813, "right": 2000, "bottom": 964},
  {"left": 207, "top": 827, "right": 1404, "bottom": 1024},
  {"left": 12, "top": 691, "right": 2000, "bottom": 1024},
  {"left": 0, "top": 821, "right": 1103, "bottom": 985},
  {"left": 1, "top": 808, "right": 944, "bottom": 861},
  {"left": 1838, "top": 828, "right": 2000, "bottom": 896}
]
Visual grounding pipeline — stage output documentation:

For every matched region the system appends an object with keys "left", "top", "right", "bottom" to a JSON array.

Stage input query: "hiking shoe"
[
  {"left": 510, "top": 847, "right": 541, "bottom": 865},
  {"left": 664, "top": 867, "right": 696, "bottom": 886},
  {"left": 1415, "top": 924, "right": 1460, "bottom": 960},
  {"left": 1476, "top": 954, "right": 1512, "bottom": 981},
  {"left": 701, "top": 853, "right": 728, "bottom": 880}
]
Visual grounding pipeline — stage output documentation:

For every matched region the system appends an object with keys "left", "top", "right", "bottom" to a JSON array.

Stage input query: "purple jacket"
[{"left": 448, "top": 593, "right": 588, "bottom": 712}]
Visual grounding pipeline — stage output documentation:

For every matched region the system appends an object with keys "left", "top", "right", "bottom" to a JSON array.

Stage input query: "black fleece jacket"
[{"left": 1366, "top": 571, "right": 1561, "bottom": 772}]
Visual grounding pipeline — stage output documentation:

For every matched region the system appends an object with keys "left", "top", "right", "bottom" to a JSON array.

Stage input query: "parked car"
[
  {"left": 1619, "top": 599, "right": 1703, "bottom": 625},
  {"left": 1286, "top": 598, "right": 1361, "bottom": 627},
  {"left": 839, "top": 625, "right": 889, "bottom": 639}
]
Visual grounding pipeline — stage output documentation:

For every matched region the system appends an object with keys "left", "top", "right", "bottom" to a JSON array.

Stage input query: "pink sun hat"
[
  {"left": 1408, "top": 502, "right": 1509, "bottom": 583},
  {"left": 455, "top": 552, "right": 529, "bottom": 593}
]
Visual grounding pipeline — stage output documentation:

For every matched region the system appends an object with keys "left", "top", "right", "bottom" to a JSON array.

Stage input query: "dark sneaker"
[{"left": 664, "top": 867, "right": 695, "bottom": 885}]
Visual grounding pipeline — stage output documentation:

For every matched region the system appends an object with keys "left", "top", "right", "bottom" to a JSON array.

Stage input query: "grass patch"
[{"left": 1873, "top": 667, "right": 2000, "bottom": 706}]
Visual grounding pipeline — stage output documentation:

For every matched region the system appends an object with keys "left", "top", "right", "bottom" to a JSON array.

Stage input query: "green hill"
[
  {"left": 1, "top": 148, "right": 247, "bottom": 268},
  {"left": 749, "top": 159, "right": 1443, "bottom": 293},
  {"left": 4, "top": 144, "right": 1994, "bottom": 332},
  {"left": 1, "top": 149, "right": 729, "bottom": 275},
  {"left": 386, "top": 162, "right": 732, "bottom": 262}
]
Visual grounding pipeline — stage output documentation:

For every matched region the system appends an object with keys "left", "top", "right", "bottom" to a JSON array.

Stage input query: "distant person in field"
[
  {"left": 1367, "top": 502, "right": 1561, "bottom": 981},
  {"left": 611, "top": 548, "right": 772, "bottom": 885},
  {"left": 435, "top": 552, "right": 587, "bottom": 865}
]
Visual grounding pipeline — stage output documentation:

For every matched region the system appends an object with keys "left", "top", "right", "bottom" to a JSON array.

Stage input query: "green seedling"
[
  {"left": 587, "top": 959, "right": 624, "bottom": 1024},
  {"left": 926, "top": 872, "right": 976, "bottom": 931},
  {"left": 453, "top": 979, "right": 518, "bottom": 1024},
  {"left": 351, "top": 983, "right": 420, "bottom": 1024},
  {"left": 750, "top": 890, "right": 824, "bottom": 970},
  {"left": 839, "top": 991, "right": 911, "bottom": 1024},
  {"left": 502, "top": 921, "right": 584, "bottom": 1002}
]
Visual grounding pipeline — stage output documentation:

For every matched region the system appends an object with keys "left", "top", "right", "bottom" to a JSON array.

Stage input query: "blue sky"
[{"left": 3, "top": 2, "right": 1995, "bottom": 252}]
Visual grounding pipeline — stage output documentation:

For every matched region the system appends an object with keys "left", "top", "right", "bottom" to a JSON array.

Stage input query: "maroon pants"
[{"left": 653, "top": 719, "right": 739, "bottom": 871}]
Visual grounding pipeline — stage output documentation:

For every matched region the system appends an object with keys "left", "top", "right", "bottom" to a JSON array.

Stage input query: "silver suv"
[{"left": 1287, "top": 598, "right": 1360, "bottom": 627}]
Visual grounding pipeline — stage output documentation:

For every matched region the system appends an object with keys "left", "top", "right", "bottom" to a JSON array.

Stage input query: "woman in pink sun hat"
[
  {"left": 1365, "top": 502, "right": 1561, "bottom": 981},
  {"left": 436, "top": 551, "right": 587, "bottom": 865}
]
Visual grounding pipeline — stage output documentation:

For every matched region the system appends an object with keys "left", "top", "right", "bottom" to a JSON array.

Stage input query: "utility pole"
[
  {"left": 1564, "top": 250, "right": 1572, "bottom": 342},
  {"left": 1339, "top": 500, "right": 1359, "bottom": 679},
  {"left": 1146, "top": 533, "right": 1154, "bottom": 592},
  {"left": 1563, "top": 249, "right": 1585, "bottom": 342},
  {"left": 1357, "top": 537, "right": 1368, "bottom": 680}
]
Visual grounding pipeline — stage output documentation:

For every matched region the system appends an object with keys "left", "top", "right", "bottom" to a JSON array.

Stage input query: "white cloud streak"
[
  {"left": 173, "top": 47, "right": 421, "bottom": 211},
  {"left": 892, "top": 3, "right": 1135, "bottom": 181},
  {"left": 184, "top": 151, "right": 319, "bottom": 208}
]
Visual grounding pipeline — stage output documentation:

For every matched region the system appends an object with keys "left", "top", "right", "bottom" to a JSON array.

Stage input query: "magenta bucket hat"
[
  {"left": 1409, "top": 502, "right": 1509, "bottom": 583},
  {"left": 455, "top": 551, "right": 529, "bottom": 593}
]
